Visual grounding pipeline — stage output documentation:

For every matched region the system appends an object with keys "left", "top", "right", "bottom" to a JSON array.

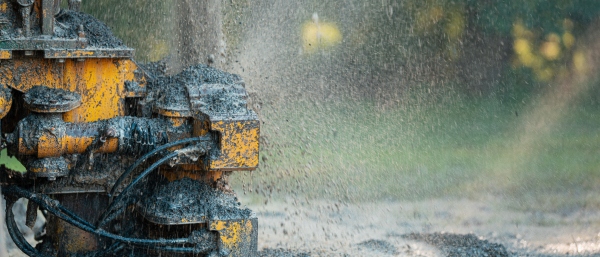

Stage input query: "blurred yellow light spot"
[
  {"left": 546, "top": 33, "right": 561, "bottom": 43},
  {"left": 514, "top": 39, "right": 531, "bottom": 55},
  {"left": 540, "top": 41, "right": 561, "bottom": 61},
  {"left": 416, "top": 6, "right": 444, "bottom": 32},
  {"left": 302, "top": 18, "right": 342, "bottom": 53},
  {"left": 562, "top": 32, "right": 575, "bottom": 49},
  {"left": 573, "top": 51, "right": 587, "bottom": 74},
  {"left": 518, "top": 52, "right": 535, "bottom": 67},
  {"left": 445, "top": 9, "right": 465, "bottom": 40},
  {"left": 429, "top": 6, "right": 444, "bottom": 24}
]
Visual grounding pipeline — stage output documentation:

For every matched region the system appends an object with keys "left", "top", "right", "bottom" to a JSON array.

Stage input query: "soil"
[
  {"left": 139, "top": 177, "right": 251, "bottom": 224},
  {"left": 55, "top": 10, "right": 125, "bottom": 48},
  {"left": 4, "top": 197, "right": 600, "bottom": 256},
  {"left": 251, "top": 198, "right": 600, "bottom": 257}
]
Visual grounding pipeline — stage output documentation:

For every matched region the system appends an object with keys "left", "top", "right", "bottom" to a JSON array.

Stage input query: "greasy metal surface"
[
  {"left": 139, "top": 177, "right": 251, "bottom": 225},
  {"left": 23, "top": 85, "right": 82, "bottom": 113},
  {"left": 209, "top": 217, "right": 258, "bottom": 257},
  {"left": 9, "top": 115, "right": 188, "bottom": 158},
  {"left": 45, "top": 193, "right": 109, "bottom": 255},
  {"left": 0, "top": 0, "right": 130, "bottom": 52},
  {"left": 0, "top": 83, "right": 12, "bottom": 118},
  {"left": 27, "top": 156, "right": 68, "bottom": 179},
  {"left": 147, "top": 64, "right": 260, "bottom": 172}
]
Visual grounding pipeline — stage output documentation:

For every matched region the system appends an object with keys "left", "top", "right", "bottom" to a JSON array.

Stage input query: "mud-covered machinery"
[{"left": 0, "top": 1, "right": 260, "bottom": 256}]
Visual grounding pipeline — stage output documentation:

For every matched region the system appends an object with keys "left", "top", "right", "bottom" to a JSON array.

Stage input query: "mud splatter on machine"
[{"left": 0, "top": 1, "right": 260, "bottom": 256}]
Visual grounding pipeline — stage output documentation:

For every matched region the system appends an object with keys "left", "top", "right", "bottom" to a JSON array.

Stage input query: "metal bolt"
[
  {"left": 77, "top": 24, "right": 85, "bottom": 37},
  {"left": 105, "top": 128, "right": 117, "bottom": 137},
  {"left": 57, "top": 59, "right": 65, "bottom": 63},
  {"left": 24, "top": 50, "right": 33, "bottom": 56},
  {"left": 76, "top": 58, "right": 85, "bottom": 62}
]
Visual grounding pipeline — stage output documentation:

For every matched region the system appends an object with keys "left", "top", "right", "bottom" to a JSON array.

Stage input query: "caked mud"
[
  {"left": 140, "top": 177, "right": 252, "bottom": 224},
  {"left": 402, "top": 233, "right": 510, "bottom": 257},
  {"left": 55, "top": 10, "right": 125, "bottom": 48}
]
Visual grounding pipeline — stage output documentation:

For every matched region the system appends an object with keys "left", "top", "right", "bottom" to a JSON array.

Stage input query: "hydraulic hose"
[
  {"left": 109, "top": 136, "right": 209, "bottom": 199},
  {"left": 98, "top": 144, "right": 207, "bottom": 227},
  {"left": 2, "top": 186, "right": 190, "bottom": 247},
  {"left": 5, "top": 200, "right": 51, "bottom": 257}
]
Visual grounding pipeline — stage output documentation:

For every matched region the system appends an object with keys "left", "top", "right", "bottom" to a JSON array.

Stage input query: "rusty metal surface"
[{"left": 45, "top": 193, "right": 109, "bottom": 255}]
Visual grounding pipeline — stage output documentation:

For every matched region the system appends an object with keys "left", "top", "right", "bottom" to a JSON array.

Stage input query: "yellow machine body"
[{"left": 0, "top": 0, "right": 260, "bottom": 256}]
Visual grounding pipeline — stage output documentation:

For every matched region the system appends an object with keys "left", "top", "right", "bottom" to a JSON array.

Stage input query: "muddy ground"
[
  {"left": 253, "top": 197, "right": 600, "bottom": 257},
  {"left": 5, "top": 197, "right": 599, "bottom": 257}
]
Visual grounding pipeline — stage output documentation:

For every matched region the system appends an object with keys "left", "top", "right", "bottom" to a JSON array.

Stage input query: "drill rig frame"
[{"left": 0, "top": 1, "right": 260, "bottom": 256}]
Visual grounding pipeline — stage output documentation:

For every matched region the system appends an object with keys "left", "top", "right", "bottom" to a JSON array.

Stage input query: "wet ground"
[
  {"left": 3, "top": 197, "right": 600, "bottom": 256},
  {"left": 252, "top": 197, "right": 600, "bottom": 257}
]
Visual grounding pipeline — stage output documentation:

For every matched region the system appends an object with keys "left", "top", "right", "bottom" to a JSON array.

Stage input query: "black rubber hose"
[
  {"left": 108, "top": 137, "right": 208, "bottom": 199},
  {"left": 3, "top": 186, "right": 190, "bottom": 247},
  {"left": 57, "top": 203, "right": 95, "bottom": 229},
  {"left": 5, "top": 200, "right": 51, "bottom": 257},
  {"left": 97, "top": 150, "right": 185, "bottom": 227}
]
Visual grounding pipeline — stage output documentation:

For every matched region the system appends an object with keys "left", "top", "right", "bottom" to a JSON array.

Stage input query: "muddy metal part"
[{"left": 0, "top": 1, "right": 260, "bottom": 256}]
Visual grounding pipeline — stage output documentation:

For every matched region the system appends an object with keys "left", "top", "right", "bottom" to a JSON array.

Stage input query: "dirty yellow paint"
[
  {"left": 0, "top": 50, "right": 11, "bottom": 59},
  {"left": 51, "top": 50, "right": 95, "bottom": 58},
  {"left": 209, "top": 219, "right": 254, "bottom": 252},
  {"left": 161, "top": 169, "right": 222, "bottom": 182},
  {"left": 168, "top": 117, "right": 187, "bottom": 127},
  {"left": 0, "top": 2, "right": 8, "bottom": 13},
  {"left": 156, "top": 109, "right": 189, "bottom": 118},
  {"left": 207, "top": 120, "right": 259, "bottom": 171},
  {"left": 0, "top": 58, "right": 145, "bottom": 123},
  {"left": 38, "top": 134, "right": 63, "bottom": 158},
  {"left": 193, "top": 119, "right": 210, "bottom": 137},
  {"left": 20, "top": 130, "right": 119, "bottom": 158},
  {"left": 0, "top": 84, "right": 12, "bottom": 118}
]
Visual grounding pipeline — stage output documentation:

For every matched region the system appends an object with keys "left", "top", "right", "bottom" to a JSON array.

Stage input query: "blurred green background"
[{"left": 4, "top": 0, "right": 600, "bottom": 213}]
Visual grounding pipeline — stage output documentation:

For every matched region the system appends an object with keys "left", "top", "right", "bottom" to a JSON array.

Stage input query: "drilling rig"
[{"left": 0, "top": 0, "right": 260, "bottom": 256}]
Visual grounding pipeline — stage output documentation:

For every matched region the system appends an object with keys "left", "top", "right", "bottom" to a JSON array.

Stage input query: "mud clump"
[
  {"left": 357, "top": 239, "right": 399, "bottom": 255},
  {"left": 146, "top": 63, "right": 243, "bottom": 91},
  {"left": 55, "top": 10, "right": 125, "bottom": 48},
  {"left": 259, "top": 248, "right": 311, "bottom": 257},
  {"left": 403, "top": 233, "right": 510, "bottom": 257},
  {"left": 141, "top": 177, "right": 252, "bottom": 223},
  {"left": 24, "top": 85, "right": 80, "bottom": 107}
]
